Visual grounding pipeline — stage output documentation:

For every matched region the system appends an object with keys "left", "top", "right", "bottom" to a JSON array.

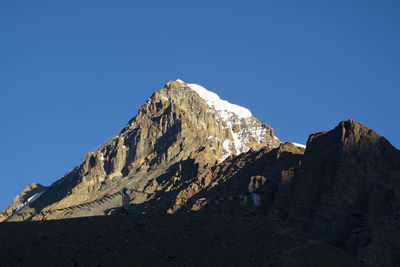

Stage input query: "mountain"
[
  {"left": 1, "top": 79, "right": 280, "bottom": 221},
  {"left": 288, "top": 120, "right": 400, "bottom": 265},
  {"left": 0, "top": 183, "right": 47, "bottom": 221},
  {"left": 184, "top": 119, "right": 400, "bottom": 265},
  {"left": 1, "top": 80, "right": 399, "bottom": 265}
]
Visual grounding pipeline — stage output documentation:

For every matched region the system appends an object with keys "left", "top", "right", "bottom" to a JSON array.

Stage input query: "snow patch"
[
  {"left": 27, "top": 192, "right": 43, "bottom": 203},
  {"left": 100, "top": 153, "right": 105, "bottom": 161},
  {"left": 177, "top": 80, "right": 252, "bottom": 119},
  {"left": 221, "top": 139, "right": 234, "bottom": 161},
  {"left": 291, "top": 142, "right": 306, "bottom": 148},
  {"left": 177, "top": 79, "right": 280, "bottom": 162},
  {"left": 231, "top": 130, "right": 250, "bottom": 155},
  {"left": 16, "top": 192, "right": 44, "bottom": 212},
  {"left": 207, "top": 136, "right": 220, "bottom": 153}
]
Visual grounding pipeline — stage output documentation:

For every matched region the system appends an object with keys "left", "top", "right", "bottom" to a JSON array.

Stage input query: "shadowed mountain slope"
[{"left": 178, "top": 119, "right": 400, "bottom": 265}]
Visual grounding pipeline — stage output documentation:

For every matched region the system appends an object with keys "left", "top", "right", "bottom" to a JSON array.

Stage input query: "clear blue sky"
[{"left": 1, "top": 1, "right": 399, "bottom": 210}]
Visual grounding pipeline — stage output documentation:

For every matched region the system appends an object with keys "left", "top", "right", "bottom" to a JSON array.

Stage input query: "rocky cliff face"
[
  {"left": 180, "top": 119, "right": 400, "bottom": 265},
  {"left": 286, "top": 119, "right": 400, "bottom": 265},
  {"left": 1, "top": 79, "right": 279, "bottom": 221},
  {"left": 2, "top": 80, "right": 399, "bottom": 265}
]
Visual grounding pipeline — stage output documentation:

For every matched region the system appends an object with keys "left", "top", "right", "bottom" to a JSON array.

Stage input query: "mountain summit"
[
  {"left": 1, "top": 80, "right": 280, "bottom": 221},
  {"left": 1, "top": 80, "right": 399, "bottom": 265}
]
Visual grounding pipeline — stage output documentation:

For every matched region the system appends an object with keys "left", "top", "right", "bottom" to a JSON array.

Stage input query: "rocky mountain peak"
[
  {"left": 1, "top": 95, "right": 399, "bottom": 265},
  {"left": 305, "top": 119, "right": 396, "bottom": 159},
  {"left": 1, "top": 91, "right": 398, "bottom": 267},
  {"left": 120, "top": 79, "right": 279, "bottom": 165},
  {"left": 1, "top": 80, "right": 279, "bottom": 221}
]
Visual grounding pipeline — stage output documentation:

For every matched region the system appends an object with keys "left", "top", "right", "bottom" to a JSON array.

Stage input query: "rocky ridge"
[
  {"left": 0, "top": 183, "right": 47, "bottom": 221},
  {"left": 176, "top": 119, "right": 400, "bottom": 265},
  {"left": 1, "top": 80, "right": 399, "bottom": 265},
  {"left": 1, "top": 80, "right": 279, "bottom": 221}
]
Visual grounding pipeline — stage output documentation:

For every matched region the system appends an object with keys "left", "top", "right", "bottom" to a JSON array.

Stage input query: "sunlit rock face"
[
  {"left": 1, "top": 79, "right": 279, "bottom": 221},
  {"left": 2, "top": 79, "right": 399, "bottom": 266}
]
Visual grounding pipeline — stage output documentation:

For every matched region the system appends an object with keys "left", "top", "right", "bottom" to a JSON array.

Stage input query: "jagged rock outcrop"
[
  {"left": 1, "top": 79, "right": 279, "bottom": 221},
  {"left": 0, "top": 183, "right": 48, "bottom": 221},
  {"left": 167, "top": 142, "right": 305, "bottom": 215},
  {"left": 179, "top": 119, "right": 399, "bottom": 266},
  {"left": 285, "top": 119, "right": 400, "bottom": 266}
]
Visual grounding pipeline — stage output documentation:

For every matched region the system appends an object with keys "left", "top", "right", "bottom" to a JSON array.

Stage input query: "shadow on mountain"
[
  {"left": 128, "top": 158, "right": 205, "bottom": 214},
  {"left": 182, "top": 144, "right": 304, "bottom": 218}
]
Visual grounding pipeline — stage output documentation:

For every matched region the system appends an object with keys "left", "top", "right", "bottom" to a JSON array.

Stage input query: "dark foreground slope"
[{"left": 0, "top": 213, "right": 359, "bottom": 267}]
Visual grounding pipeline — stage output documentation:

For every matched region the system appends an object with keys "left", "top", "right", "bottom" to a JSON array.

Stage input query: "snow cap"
[{"left": 176, "top": 79, "right": 253, "bottom": 119}]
